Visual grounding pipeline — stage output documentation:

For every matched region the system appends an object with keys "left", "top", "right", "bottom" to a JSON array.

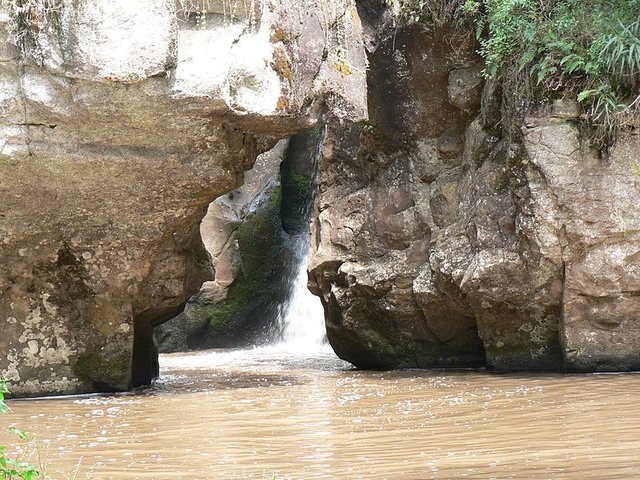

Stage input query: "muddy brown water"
[{"left": 2, "top": 347, "right": 640, "bottom": 479}]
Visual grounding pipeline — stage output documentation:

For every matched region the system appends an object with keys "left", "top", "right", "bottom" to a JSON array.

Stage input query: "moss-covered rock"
[
  {"left": 156, "top": 129, "right": 326, "bottom": 351},
  {"left": 280, "top": 127, "right": 324, "bottom": 235},
  {"left": 73, "top": 351, "right": 131, "bottom": 392},
  {"left": 168, "top": 182, "right": 298, "bottom": 348}
]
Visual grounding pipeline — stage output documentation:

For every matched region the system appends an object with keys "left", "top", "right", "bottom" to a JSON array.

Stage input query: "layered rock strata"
[{"left": 3, "top": 0, "right": 640, "bottom": 398}]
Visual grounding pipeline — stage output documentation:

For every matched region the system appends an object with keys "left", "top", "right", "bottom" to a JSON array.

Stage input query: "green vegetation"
[
  {"left": 0, "top": 379, "right": 41, "bottom": 480},
  {"left": 392, "top": 0, "right": 640, "bottom": 152},
  {"left": 193, "top": 185, "right": 288, "bottom": 344},
  {"left": 73, "top": 351, "right": 130, "bottom": 390},
  {"left": 0, "top": 379, "right": 9, "bottom": 414},
  {"left": 279, "top": 128, "right": 321, "bottom": 235},
  {"left": 280, "top": 170, "right": 313, "bottom": 231}
]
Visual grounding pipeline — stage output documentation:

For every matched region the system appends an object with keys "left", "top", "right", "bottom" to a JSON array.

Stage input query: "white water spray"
[{"left": 274, "top": 236, "right": 328, "bottom": 352}]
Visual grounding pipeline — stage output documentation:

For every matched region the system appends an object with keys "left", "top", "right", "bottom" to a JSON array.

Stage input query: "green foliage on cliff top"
[{"left": 393, "top": 0, "right": 640, "bottom": 152}]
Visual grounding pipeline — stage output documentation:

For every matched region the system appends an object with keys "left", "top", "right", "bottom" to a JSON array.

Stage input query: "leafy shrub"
[
  {"left": 0, "top": 379, "right": 9, "bottom": 414},
  {"left": 387, "top": 0, "right": 468, "bottom": 25},
  {"left": 0, "top": 379, "right": 41, "bottom": 480},
  {"left": 469, "top": 0, "right": 639, "bottom": 151}
]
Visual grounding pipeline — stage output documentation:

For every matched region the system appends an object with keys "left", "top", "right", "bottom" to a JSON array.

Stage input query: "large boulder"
[
  {"left": 522, "top": 108, "right": 640, "bottom": 371},
  {"left": 0, "top": 0, "right": 367, "bottom": 396},
  {"left": 309, "top": 17, "right": 487, "bottom": 369}
]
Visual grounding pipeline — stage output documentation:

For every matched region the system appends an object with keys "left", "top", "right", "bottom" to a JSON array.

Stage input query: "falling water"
[
  {"left": 273, "top": 235, "right": 328, "bottom": 352},
  {"left": 270, "top": 125, "right": 329, "bottom": 352}
]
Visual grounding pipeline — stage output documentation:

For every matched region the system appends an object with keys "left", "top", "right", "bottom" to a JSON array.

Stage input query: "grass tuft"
[{"left": 3, "top": 0, "right": 62, "bottom": 57}]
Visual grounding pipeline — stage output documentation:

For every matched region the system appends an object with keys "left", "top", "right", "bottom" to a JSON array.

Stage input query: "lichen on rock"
[{"left": 0, "top": 0, "right": 367, "bottom": 397}]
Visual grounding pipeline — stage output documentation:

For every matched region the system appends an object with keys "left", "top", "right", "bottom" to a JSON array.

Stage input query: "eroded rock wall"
[
  {"left": 309, "top": 18, "right": 487, "bottom": 369},
  {"left": 0, "top": 0, "right": 367, "bottom": 396},
  {"left": 523, "top": 109, "right": 640, "bottom": 371},
  {"left": 156, "top": 126, "right": 325, "bottom": 352},
  {"left": 155, "top": 140, "right": 298, "bottom": 351},
  {"left": 308, "top": 4, "right": 640, "bottom": 373}
]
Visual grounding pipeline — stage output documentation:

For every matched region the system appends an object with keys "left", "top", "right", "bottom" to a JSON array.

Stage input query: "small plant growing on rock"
[
  {"left": 391, "top": 0, "right": 640, "bottom": 153},
  {"left": 0, "top": 378, "right": 41, "bottom": 480},
  {"left": 175, "top": 0, "right": 259, "bottom": 30},
  {"left": 3, "top": 0, "right": 62, "bottom": 56},
  {"left": 463, "top": 0, "right": 640, "bottom": 152},
  {"left": 0, "top": 378, "right": 9, "bottom": 414},
  {"left": 385, "top": 0, "right": 467, "bottom": 25}
]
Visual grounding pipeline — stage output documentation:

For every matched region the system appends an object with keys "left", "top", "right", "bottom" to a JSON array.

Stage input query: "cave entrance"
[
  {"left": 135, "top": 128, "right": 325, "bottom": 385},
  {"left": 132, "top": 305, "right": 184, "bottom": 388}
]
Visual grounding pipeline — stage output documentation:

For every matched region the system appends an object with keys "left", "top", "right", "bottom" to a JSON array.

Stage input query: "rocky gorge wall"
[
  {"left": 0, "top": 0, "right": 367, "bottom": 396},
  {"left": 2, "top": 0, "right": 640, "bottom": 398},
  {"left": 153, "top": 141, "right": 292, "bottom": 352},
  {"left": 308, "top": 2, "right": 640, "bottom": 373}
]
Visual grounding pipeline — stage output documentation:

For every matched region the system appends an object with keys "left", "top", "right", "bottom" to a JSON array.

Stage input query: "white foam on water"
[{"left": 273, "top": 241, "right": 330, "bottom": 354}]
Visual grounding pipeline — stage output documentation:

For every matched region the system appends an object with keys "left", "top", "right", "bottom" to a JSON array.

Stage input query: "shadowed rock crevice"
[
  {"left": 154, "top": 129, "right": 324, "bottom": 352},
  {"left": 280, "top": 127, "right": 324, "bottom": 235},
  {"left": 132, "top": 304, "right": 184, "bottom": 388}
]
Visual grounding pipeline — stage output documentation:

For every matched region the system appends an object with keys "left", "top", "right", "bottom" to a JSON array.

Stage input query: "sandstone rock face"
[
  {"left": 308, "top": 5, "right": 640, "bottom": 373},
  {"left": 309, "top": 19, "right": 487, "bottom": 369},
  {"left": 4, "top": 0, "right": 639, "bottom": 397},
  {"left": 523, "top": 109, "right": 640, "bottom": 371},
  {"left": 0, "top": 0, "right": 366, "bottom": 396}
]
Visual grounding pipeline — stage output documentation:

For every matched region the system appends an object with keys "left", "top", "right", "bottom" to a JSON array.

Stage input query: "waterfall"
[
  {"left": 273, "top": 235, "right": 328, "bottom": 352},
  {"left": 271, "top": 125, "right": 328, "bottom": 353}
]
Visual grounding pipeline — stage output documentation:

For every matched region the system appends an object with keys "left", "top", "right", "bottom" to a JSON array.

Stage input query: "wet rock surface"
[
  {"left": 155, "top": 141, "right": 298, "bottom": 351},
  {"left": 309, "top": 20, "right": 488, "bottom": 370},
  {"left": 156, "top": 128, "right": 324, "bottom": 352},
  {"left": 523, "top": 110, "right": 640, "bottom": 372}
]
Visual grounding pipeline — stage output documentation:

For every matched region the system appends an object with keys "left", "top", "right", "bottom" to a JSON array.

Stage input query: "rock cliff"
[
  {"left": 3, "top": 0, "right": 640, "bottom": 397},
  {"left": 155, "top": 127, "right": 324, "bottom": 352},
  {"left": 0, "top": 0, "right": 366, "bottom": 396},
  {"left": 308, "top": 3, "right": 640, "bottom": 373}
]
